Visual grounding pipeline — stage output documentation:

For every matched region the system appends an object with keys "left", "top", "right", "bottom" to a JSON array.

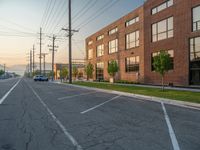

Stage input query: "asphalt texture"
[{"left": 0, "top": 78, "right": 199, "bottom": 150}]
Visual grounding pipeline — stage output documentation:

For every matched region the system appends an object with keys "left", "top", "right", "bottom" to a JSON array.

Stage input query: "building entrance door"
[
  {"left": 190, "top": 37, "right": 200, "bottom": 85},
  {"left": 190, "top": 67, "right": 200, "bottom": 85}
]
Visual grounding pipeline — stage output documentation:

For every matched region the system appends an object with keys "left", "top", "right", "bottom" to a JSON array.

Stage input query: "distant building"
[
  {"left": 86, "top": 0, "right": 200, "bottom": 86},
  {"left": 54, "top": 62, "right": 86, "bottom": 80}
]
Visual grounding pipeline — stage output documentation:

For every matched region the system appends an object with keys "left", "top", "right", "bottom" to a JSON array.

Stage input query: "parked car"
[{"left": 33, "top": 75, "right": 48, "bottom": 81}]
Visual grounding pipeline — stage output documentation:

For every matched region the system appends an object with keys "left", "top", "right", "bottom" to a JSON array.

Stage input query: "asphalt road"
[{"left": 0, "top": 78, "right": 199, "bottom": 150}]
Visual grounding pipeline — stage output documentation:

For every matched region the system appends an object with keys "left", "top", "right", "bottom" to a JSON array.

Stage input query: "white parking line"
[
  {"left": 81, "top": 95, "right": 121, "bottom": 114},
  {"left": 0, "top": 79, "right": 21, "bottom": 104},
  {"left": 26, "top": 81, "right": 82, "bottom": 150},
  {"left": 161, "top": 102, "right": 180, "bottom": 150},
  {"left": 58, "top": 91, "right": 97, "bottom": 100}
]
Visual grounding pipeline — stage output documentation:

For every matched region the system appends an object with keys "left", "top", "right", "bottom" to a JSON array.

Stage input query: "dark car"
[{"left": 33, "top": 75, "right": 48, "bottom": 81}]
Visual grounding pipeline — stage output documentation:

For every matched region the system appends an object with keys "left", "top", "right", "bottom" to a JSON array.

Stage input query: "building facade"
[
  {"left": 86, "top": 0, "right": 200, "bottom": 86},
  {"left": 54, "top": 63, "right": 86, "bottom": 80}
]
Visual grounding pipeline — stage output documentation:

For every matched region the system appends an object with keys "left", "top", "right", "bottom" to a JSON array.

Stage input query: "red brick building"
[{"left": 86, "top": 0, "right": 200, "bottom": 86}]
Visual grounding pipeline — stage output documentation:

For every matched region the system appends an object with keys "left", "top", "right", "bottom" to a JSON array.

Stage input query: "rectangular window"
[
  {"left": 108, "top": 27, "right": 118, "bottom": 35},
  {"left": 125, "top": 56, "right": 140, "bottom": 72},
  {"left": 152, "top": 17, "right": 173, "bottom": 42},
  {"left": 190, "top": 37, "right": 200, "bottom": 61},
  {"left": 88, "top": 40, "right": 93, "bottom": 45},
  {"left": 190, "top": 37, "right": 200, "bottom": 85},
  {"left": 109, "top": 39, "right": 118, "bottom": 54},
  {"left": 152, "top": 0, "right": 173, "bottom": 15},
  {"left": 96, "top": 62, "right": 104, "bottom": 80},
  {"left": 126, "top": 30, "right": 139, "bottom": 49},
  {"left": 192, "top": 6, "right": 200, "bottom": 32},
  {"left": 97, "top": 44, "right": 104, "bottom": 57},
  {"left": 126, "top": 16, "right": 139, "bottom": 27},
  {"left": 88, "top": 49, "right": 93, "bottom": 59},
  {"left": 97, "top": 35, "right": 104, "bottom": 41},
  {"left": 151, "top": 50, "right": 174, "bottom": 71}
]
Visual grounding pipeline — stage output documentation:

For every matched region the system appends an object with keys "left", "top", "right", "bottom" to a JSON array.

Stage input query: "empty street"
[{"left": 0, "top": 78, "right": 199, "bottom": 150}]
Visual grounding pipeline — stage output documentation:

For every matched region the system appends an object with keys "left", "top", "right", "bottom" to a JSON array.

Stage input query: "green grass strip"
[{"left": 73, "top": 81, "right": 200, "bottom": 104}]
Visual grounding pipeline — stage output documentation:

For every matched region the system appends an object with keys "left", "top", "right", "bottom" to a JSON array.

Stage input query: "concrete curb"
[{"left": 53, "top": 82, "right": 200, "bottom": 111}]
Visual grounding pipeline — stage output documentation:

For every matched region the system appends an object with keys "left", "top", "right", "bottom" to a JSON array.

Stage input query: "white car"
[{"left": 33, "top": 75, "right": 48, "bottom": 81}]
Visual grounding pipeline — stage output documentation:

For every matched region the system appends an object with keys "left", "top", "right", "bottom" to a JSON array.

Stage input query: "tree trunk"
[{"left": 161, "top": 76, "right": 164, "bottom": 91}]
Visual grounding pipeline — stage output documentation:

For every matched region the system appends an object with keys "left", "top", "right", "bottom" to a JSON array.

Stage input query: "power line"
[
  {"left": 0, "top": 34, "right": 37, "bottom": 37},
  {"left": 72, "top": 0, "right": 98, "bottom": 25},
  {"left": 43, "top": 0, "right": 57, "bottom": 32},
  {"left": 0, "top": 25, "right": 36, "bottom": 35},
  {"left": 46, "top": 0, "right": 67, "bottom": 34},
  {"left": 0, "top": 17, "right": 36, "bottom": 32},
  {"left": 58, "top": 0, "right": 97, "bottom": 37},
  {"left": 40, "top": 0, "right": 53, "bottom": 28},
  {"left": 75, "top": 0, "right": 120, "bottom": 29}
]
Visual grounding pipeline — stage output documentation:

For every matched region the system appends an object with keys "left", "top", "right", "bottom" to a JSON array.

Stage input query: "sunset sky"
[{"left": 0, "top": 0, "right": 143, "bottom": 74}]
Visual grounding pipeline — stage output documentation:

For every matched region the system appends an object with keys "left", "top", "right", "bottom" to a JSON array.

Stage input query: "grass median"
[{"left": 73, "top": 81, "right": 200, "bottom": 104}]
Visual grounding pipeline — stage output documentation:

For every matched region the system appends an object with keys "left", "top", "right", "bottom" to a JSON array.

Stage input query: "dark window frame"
[
  {"left": 192, "top": 5, "right": 200, "bottom": 32},
  {"left": 125, "top": 56, "right": 140, "bottom": 72},
  {"left": 152, "top": 16, "right": 174, "bottom": 42},
  {"left": 126, "top": 30, "right": 140, "bottom": 50},
  {"left": 151, "top": 0, "right": 173, "bottom": 15}
]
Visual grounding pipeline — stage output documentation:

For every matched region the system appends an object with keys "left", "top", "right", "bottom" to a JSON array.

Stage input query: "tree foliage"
[
  {"left": 0, "top": 70, "right": 4, "bottom": 76},
  {"left": 153, "top": 51, "right": 171, "bottom": 91},
  {"left": 107, "top": 60, "right": 119, "bottom": 77},
  {"left": 85, "top": 62, "right": 94, "bottom": 79},
  {"left": 72, "top": 65, "right": 78, "bottom": 78},
  {"left": 60, "top": 67, "right": 68, "bottom": 79},
  {"left": 47, "top": 71, "right": 54, "bottom": 78}
]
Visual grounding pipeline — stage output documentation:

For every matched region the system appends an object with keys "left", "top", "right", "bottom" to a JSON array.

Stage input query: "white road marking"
[
  {"left": 58, "top": 91, "right": 97, "bottom": 100},
  {"left": 81, "top": 95, "right": 121, "bottom": 114},
  {"left": 161, "top": 102, "right": 180, "bottom": 150},
  {"left": 0, "top": 79, "right": 21, "bottom": 104},
  {"left": 26, "top": 81, "right": 82, "bottom": 150}
]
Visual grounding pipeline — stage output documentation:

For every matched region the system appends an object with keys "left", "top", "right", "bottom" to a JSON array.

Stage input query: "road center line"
[
  {"left": 161, "top": 102, "right": 180, "bottom": 150},
  {"left": 81, "top": 95, "right": 121, "bottom": 114},
  {"left": 0, "top": 79, "right": 21, "bottom": 104},
  {"left": 58, "top": 91, "right": 97, "bottom": 100},
  {"left": 26, "top": 81, "right": 82, "bottom": 150}
]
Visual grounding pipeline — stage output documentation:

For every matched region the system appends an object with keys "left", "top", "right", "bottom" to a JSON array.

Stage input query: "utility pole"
[
  {"left": 68, "top": 0, "right": 72, "bottom": 84},
  {"left": 30, "top": 50, "right": 32, "bottom": 77},
  {"left": 48, "top": 35, "right": 58, "bottom": 81},
  {"left": 32, "top": 44, "right": 35, "bottom": 74},
  {"left": 3, "top": 64, "right": 5, "bottom": 78},
  {"left": 62, "top": 0, "right": 78, "bottom": 83},
  {"left": 39, "top": 27, "right": 42, "bottom": 74},
  {"left": 41, "top": 53, "right": 48, "bottom": 76}
]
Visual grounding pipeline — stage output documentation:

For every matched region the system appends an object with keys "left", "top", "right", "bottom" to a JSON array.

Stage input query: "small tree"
[
  {"left": 60, "top": 67, "right": 68, "bottom": 82},
  {"left": 107, "top": 60, "right": 119, "bottom": 83},
  {"left": 0, "top": 70, "right": 4, "bottom": 76},
  {"left": 48, "top": 71, "right": 54, "bottom": 80},
  {"left": 153, "top": 51, "right": 171, "bottom": 91},
  {"left": 85, "top": 62, "right": 94, "bottom": 80},
  {"left": 72, "top": 65, "right": 78, "bottom": 79}
]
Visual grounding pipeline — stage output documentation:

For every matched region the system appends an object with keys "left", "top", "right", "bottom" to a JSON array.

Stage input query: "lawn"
[{"left": 73, "top": 81, "right": 200, "bottom": 104}]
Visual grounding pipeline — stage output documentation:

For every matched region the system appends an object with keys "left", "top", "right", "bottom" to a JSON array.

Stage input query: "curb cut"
[{"left": 53, "top": 82, "right": 200, "bottom": 111}]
